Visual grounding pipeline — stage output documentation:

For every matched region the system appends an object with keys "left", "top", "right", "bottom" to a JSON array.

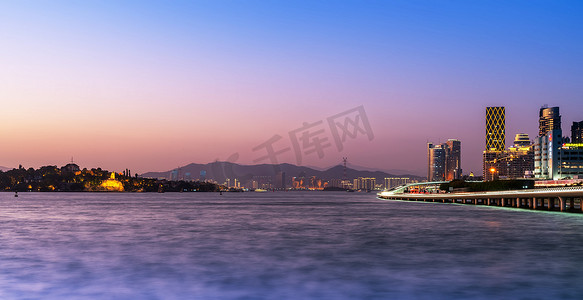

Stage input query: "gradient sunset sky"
[{"left": 1, "top": 1, "right": 582, "bottom": 176}]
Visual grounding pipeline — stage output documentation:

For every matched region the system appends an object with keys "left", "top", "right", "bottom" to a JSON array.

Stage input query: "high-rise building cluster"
[
  {"left": 483, "top": 132, "right": 534, "bottom": 181},
  {"left": 384, "top": 177, "right": 416, "bottom": 189},
  {"left": 328, "top": 177, "right": 417, "bottom": 190},
  {"left": 534, "top": 106, "right": 583, "bottom": 179},
  {"left": 292, "top": 176, "right": 327, "bottom": 190},
  {"left": 481, "top": 106, "right": 528, "bottom": 181},
  {"left": 353, "top": 177, "right": 376, "bottom": 191},
  {"left": 478, "top": 105, "right": 583, "bottom": 181},
  {"left": 428, "top": 105, "right": 583, "bottom": 183},
  {"left": 427, "top": 139, "right": 461, "bottom": 182}
]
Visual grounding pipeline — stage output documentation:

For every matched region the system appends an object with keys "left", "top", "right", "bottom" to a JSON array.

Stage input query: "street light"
[{"left": 490, "top": 167, "right": 497, "bottom": 181}]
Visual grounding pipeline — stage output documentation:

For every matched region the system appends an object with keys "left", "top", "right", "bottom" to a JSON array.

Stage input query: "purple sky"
[{"left": 1, "top": 1, "right": 582, "bottom": 176}]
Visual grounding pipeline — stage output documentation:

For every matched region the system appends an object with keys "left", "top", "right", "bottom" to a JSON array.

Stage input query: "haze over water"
[{"left": 1, "top": 192, "right": 583, "bottom": 299}]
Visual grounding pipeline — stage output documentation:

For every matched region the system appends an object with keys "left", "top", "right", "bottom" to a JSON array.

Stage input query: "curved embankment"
[{"left": 377, "top": 187, "right": 583, "bottom": 212}]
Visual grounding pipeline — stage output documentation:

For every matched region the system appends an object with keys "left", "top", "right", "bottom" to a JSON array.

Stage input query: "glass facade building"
[
  {"left": 445, "top": 139, "right": 462, "bottom": 181},
  {"left": 539, "top": 106, "right": 561, "bottom": 137},
  {"left": 427, "top": 143, "right": 446, "bottom": 182}
]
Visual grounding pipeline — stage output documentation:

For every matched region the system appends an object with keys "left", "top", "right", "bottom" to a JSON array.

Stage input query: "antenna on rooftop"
[{"left": 342, "top": 157, "right": 348, "bottom": 180}]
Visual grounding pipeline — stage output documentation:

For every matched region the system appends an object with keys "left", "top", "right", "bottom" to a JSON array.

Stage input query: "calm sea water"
[{"left": 1, "top": 192, "right": 583, "bottom": 299}]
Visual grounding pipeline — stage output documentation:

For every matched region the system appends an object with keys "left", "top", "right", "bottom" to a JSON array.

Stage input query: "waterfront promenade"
[{"left": 378, "top": 185, "right": 583, "bottom": 212}]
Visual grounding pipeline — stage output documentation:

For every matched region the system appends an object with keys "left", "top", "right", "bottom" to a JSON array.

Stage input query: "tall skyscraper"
[
  {"left": 428, "top": 140, "right": 462, "bottom": 182},
  {"left": 534, "top": 107, "right": 583, "bottom": 180},
  {"left": 484, "top": 107, "right": 505, "bottom": 180},
  {"left": 572, "top": 121, "right": 583, "bottom": 143},
  {"left": 539, "top": 106, "right": 561, "bottom": 136},
  {"left": 535, "top": 106, "right": 563, "bottom": 179},
  {"left": 444, "top": 139, "right": 461, "bottom": 181},
  {"left": 427, "top": 143, "right": 445, "bottom": 182},
  {"left": 485, "top": 107, "right": 505, "bottom": 151}
]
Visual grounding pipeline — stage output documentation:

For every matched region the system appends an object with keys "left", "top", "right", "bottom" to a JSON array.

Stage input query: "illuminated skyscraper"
[
  {"left": 539, "top": 106, "right": 561, "bottom": 136},
  {"left": 428, "top": 140, "right": 462, "bottom": 182},
  {"left": 427, "top": 143, "right": 445, "bottom": 181},
  {"left": 483, "top": 107, "right": 506, "bottom": 180},
  {"left": 534, "top": 106, "right": 568, "bottom": 180},
  {"left": 485, "top": 107, "right": 505, "bottom": 151},
  {"left": 535, "top": 106, "right": 563, "bottom": 179},
  {"left": 445, "top": 139, "right": 462, "bottom": 181},
  {"left": 534, "top": 106, "right": 583, "bottom": 179}
]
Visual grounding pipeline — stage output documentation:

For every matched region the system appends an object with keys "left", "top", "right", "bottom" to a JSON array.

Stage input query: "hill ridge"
[{"left": 141, "top": 162, "right": 423, "bottom": 184}]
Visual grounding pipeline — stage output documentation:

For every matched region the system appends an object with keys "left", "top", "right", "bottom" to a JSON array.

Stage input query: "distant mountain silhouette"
[
  {"left": 141, "top": 162, "right": 423, "bottom": 183},
  {"left": 0, "top": 166, "right": 12, "bottom": 172}
]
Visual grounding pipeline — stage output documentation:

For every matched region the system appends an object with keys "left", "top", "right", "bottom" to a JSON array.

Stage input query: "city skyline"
[{"left": 2, "top": 1, "right": 583, "bottom": 175}]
